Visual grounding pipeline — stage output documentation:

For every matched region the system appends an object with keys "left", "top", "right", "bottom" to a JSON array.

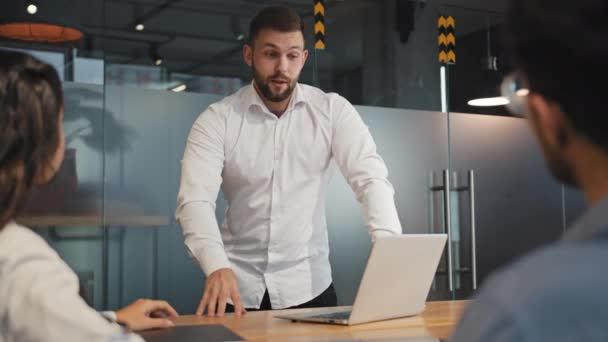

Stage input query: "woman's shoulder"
[{"left": 0, "top": 221, "right": 62, "bottom": 266}]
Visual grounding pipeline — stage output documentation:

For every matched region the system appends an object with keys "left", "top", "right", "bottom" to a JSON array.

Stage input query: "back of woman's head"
[{"left": 0, "top": 50, "right": 63, "bottom": 228}]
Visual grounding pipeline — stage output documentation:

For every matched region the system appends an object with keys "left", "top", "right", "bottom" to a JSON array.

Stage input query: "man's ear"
[
  {"left": 528, "top": 93, "right": 571, "bottom": 149},
  {"left": 243, "top": 44, "right": 253, "bottom": 67}
]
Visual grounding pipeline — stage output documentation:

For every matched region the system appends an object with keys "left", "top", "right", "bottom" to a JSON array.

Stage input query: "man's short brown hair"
[{"left": 248, "top": 6, "right": 305, "bottom": 45}]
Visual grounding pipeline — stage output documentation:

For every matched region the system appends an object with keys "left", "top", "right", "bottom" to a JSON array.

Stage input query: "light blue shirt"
[{"left": 450, "top": 195, "right": 608, "bottom": 342}]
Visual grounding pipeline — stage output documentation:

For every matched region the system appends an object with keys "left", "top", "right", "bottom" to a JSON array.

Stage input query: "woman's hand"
[{"left": 115, "top": 299, "right": 179, "bottom": 331}]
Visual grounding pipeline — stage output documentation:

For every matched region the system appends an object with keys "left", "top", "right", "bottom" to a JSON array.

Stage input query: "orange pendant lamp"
[{"left": 0, "top": 1, "right": 83, "bottom": 43}]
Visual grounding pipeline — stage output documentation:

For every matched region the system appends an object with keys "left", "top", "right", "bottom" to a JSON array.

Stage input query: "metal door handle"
[
  {"left": 442, "top": 169, "right": 454, "bottom": 292},
  {"left": 468, "top": 170, "right": 477, "bottom": 290},
  {"left": 429, "top": 169, "right": 455, "bottom": 293}
]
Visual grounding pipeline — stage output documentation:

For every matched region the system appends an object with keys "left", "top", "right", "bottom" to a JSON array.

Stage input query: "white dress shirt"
[
  {"left": 176, "top": 83, "right": 402, "bottom": 309},
  {"left": 0, "top": 221, "right": 142, "bottom": 342}
]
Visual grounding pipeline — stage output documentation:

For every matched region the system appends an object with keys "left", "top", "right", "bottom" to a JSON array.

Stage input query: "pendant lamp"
[{"left": 0, "top": 1, "right": 83, "bottom": 43}]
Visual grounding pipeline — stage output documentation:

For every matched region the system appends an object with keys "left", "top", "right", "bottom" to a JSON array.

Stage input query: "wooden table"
[
  {"left": 170, "top": 300, "right": 468, "bottom": 341},
  {"left": 16, "top": 215, "right": 169, "bottom": 227}
]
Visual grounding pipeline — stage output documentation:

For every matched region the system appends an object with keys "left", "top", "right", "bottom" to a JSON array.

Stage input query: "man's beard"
[
  {"left": 530, "top": 112, "right": 579, "bottom": 187},
  {"left": 544, "top": 146, "right": 578, "bottom": 187},
  {"left": 252, "top": 64, "right": 297, "bottom": 103}
]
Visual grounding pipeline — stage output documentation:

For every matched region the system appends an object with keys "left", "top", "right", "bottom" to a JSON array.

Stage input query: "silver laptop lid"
[{"left": 348, "top": 234, "right": 447, "bottom": 325}]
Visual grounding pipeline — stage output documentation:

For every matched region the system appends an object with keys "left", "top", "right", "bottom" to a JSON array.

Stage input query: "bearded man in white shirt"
[{"left": 176, "top": 5, "right": 403, "bottom": 317}]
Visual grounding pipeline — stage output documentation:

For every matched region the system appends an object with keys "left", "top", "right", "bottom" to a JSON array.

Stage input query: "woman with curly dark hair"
[{"left": 0, "top": 50, "right": 178, "bottom": 342}]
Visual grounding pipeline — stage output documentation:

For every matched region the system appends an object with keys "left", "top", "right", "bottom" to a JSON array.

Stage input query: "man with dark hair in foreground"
[{"left": 450, "top": 0, "right": 608, "bottom": 341}]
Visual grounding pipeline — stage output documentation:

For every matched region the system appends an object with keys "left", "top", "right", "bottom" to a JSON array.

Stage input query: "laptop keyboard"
[{"left": 309, "top": 310, "right": 352, "bottom": 320}]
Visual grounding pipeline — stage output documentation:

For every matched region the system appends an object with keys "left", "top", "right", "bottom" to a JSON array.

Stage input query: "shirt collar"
[
  {"left": 246, "top": 81, "right": 306, "bottom": 114},
  {"left": 289, "top": 82, "right": 306, "bottom": 109},
  {"left": 247, "top": 81, "right": 266, "bottom": 111},
  {"left": 562, "top": 194, "right": 608, "bottom": 242}
]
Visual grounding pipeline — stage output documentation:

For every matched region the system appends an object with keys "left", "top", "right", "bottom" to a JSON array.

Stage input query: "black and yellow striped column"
[
  {"left": 314, "top": 0, "right": 325, "bottom": 49},
  {"left": 438, "top": 16, "right": 455, "bottom": 64}
]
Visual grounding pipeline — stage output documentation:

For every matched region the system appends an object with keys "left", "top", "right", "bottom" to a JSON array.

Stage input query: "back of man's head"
[
  {"left": 506, "top": 0, "right": 608, "bottom": 151},
  {"left": 248, "top": 6, "right": 305, "bottom": 46}
]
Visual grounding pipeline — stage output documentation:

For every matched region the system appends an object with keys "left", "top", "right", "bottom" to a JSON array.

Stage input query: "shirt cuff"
[
  {"left": 100, "top": 311, "right": 117, "bottom": 322},
  {"left": 199, "top": 245, "right": 232, "bottom": 276},
  {"left": 371, "top": 229, "right": 399, "bottom": 242}
]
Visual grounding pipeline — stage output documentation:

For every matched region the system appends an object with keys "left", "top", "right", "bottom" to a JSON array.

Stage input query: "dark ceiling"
[
  {"left": 78, "top": 0, "right": 507, "bottom": 76},
  {"left": 1, "top": 0, "right": 509, "bottom": 80}
]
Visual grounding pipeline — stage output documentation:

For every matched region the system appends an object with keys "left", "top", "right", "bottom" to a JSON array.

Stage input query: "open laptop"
[{"left": 275, "top": 234, "right": 447, "bottom": 325}]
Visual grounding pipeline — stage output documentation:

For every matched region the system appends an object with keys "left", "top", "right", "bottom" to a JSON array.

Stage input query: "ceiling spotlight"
[
  {"left": 149, "top": 44, "right": 162, "bottom": 65},
  {"left": 1, "top": 0, "right": 83, "bottom": 43},
  {"left": 26, "top": 4, "right": 38, "bottom": 15},
  {"left": 135, "top": 23, "right": 144, "bottom": 31},
  {"left": 230, "top": 16, "right": 245, "bottom": 42}
]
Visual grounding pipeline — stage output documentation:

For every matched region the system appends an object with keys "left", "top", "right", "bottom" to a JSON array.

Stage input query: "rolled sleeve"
[{"left": 176, "top": 105, "right": 231, "bottom": 275}]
